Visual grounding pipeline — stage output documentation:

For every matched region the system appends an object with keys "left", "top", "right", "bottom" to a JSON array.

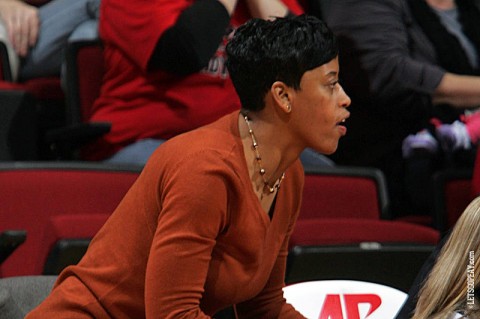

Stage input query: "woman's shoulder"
[{"left": 145, "top": 122, "right": 243, "bottom": 181}]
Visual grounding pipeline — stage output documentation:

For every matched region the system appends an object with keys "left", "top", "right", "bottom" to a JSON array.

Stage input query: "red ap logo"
[{"left": 318, "top": 294, "right": 382, "bottom": 319}]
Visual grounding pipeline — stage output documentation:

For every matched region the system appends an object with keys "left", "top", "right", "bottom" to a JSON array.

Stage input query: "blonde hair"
[{"left": 412, "top": 196, "right": 480, "bottom": 319}]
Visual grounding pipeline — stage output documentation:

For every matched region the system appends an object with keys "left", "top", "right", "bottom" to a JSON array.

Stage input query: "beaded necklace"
[{"left": 242, "top": 113, "right": 285, "bottom": 194}]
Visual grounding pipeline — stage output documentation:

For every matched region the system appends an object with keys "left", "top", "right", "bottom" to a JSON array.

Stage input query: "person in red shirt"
[
  {"left": 25, "top": 15, "right": 350, "bottom": 318},
  {"left": 85, "top": 0, "right": 308, "bottom": 164}
]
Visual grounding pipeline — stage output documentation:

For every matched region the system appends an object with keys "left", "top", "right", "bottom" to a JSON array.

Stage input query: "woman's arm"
[
  {"left": 148, "top": 0, "right": 235, "bottom": 74},
  {"left": 100, "top": 0, "right": 236, "bottom": 73},
  {"left": 327, "top": 0, "right": 480, "bottom": 113},
  {"left": 433, "top": 73, "right": 480, "bottom": 108},
  {"left": 235, "top": 200, "right": 305, "bottom": 319},
  {"left": 144, "top": 153, "right": 231, "bottom": 318},
  {"left": 148, "top": 0, "right": 303, "bottom": 74},
  {"left": 235, "top": 239, "right": 305, "bottom": 318},
  {"left": 326, "top": 0, "right": 445, "bottom": 102}
]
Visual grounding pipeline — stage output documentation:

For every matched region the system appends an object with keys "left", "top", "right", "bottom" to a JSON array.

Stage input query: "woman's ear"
[{"left": 271, "top": 81, "right": 292, "bottom": 114}]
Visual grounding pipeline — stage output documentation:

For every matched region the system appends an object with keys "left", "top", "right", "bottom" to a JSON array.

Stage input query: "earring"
[{"left": 286, "top": 103, "right": 292, "bottom": 112}]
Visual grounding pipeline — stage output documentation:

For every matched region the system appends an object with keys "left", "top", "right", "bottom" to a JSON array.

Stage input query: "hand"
[{"left": 0, "top": 0, "right": 39, "bottom": 57}]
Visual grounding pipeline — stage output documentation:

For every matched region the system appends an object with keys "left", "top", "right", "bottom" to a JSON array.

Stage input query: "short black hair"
[{"left": 226, "top": 14, "right": 338, "bottom": 111}]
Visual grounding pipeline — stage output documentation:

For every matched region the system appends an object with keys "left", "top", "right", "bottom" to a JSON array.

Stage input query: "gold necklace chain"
[{"left": 242, "top": 113, "right": 285, "bottom": 194}]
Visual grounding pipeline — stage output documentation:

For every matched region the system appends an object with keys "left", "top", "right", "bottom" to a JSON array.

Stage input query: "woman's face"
[{"left": 290, "top": 56, "right": 351, "bottom": 155}]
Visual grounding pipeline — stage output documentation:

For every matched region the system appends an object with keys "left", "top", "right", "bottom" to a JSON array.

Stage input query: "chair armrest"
[{"left": 44, "top": 122, "right": 111, "bottom": 159}]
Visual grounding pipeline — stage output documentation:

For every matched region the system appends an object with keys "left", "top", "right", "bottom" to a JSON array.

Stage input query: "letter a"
[{"left": 318, "top": 294, "right": 344, "bottom": 319}]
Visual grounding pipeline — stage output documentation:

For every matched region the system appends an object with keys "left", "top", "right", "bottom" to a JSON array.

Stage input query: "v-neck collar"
[{"left": 232, "top": 112, "right": 281, "bottom": 225}]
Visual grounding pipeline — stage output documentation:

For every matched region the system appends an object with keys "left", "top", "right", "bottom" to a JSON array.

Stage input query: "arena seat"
[
  {"left": 301, "top": 165, "right": 391, "bottom": 220},
  {"left": 45, "top": 40, "right": 109, "bottom": 160},
  {"left": 0, "top": 162, "right": 142, "bottom": 277},
  {"left": 431, "top": 168, "right": 474, "bottom": 234}
]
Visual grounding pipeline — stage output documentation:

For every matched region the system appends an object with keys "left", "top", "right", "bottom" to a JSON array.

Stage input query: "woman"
[
  {"left": 411, "top": 197, "right": 480, "bottom": 319},
  {"left": 26, "top": 15, "right": 350, "bottom": 318}
]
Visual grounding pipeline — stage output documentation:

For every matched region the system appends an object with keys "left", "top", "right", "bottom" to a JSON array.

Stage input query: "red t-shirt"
[{"left": 86, "top": 0, "right": 304, "bottom": 160}]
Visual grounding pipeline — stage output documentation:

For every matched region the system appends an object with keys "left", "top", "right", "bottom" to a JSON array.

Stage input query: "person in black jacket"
[{"left": 325, "top": 0, "right": 480, "bottom": 218}]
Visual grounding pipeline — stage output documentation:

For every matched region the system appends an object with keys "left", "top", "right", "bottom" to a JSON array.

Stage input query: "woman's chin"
[{"left": 313, "top": 144, "right": 338, "bottom": 156}]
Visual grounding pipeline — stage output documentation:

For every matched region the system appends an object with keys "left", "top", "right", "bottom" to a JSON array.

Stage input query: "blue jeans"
[
  {"left": 19, "top": 0, "right": 100, "bottom": 80},
  {"left": 300, "top": 148, "right": 335, "bottom": 167},
  {"left": 104, "top": 138, "right": 335, "bottom": 167},
  {"left": 103, "top": 139, "right": 166, "bottom": 165}
]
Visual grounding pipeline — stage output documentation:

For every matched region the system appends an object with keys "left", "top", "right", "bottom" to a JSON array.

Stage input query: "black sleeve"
[{"left": 147, "top": 0, "right": 231, "bottom": 75}]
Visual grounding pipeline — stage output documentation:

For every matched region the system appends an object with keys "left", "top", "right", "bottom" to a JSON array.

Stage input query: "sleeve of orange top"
[
  {"left": 235, "top": 162, "right": 306, "bottom": 319},
  {"left": 143, "top": 151, "right": 231, "bottom": 318},
  {"left": 234, "top": 222, "right": 306, "bottom": 318}
]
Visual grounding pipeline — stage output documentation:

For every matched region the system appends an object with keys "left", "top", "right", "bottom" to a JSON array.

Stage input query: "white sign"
[{"left": 283, "top": 280, "right": 408, "bottom": 319}]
